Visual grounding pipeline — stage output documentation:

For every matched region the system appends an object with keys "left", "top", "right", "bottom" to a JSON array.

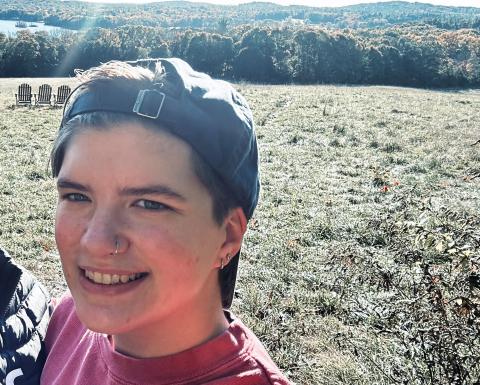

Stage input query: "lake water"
[{"left": 0, "top": 19, "right": 73, "bottom": 35}]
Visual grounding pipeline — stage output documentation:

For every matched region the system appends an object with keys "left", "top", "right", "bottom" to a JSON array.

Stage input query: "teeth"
[
  {"left": 102, "top": 274, "right": 112, "bottom": 284},
  {"left": 84, "top": 270, "right": 144, "bottom": 285},
  {"left": 93, "top": 272, "right": 102, "bottom": 284}
]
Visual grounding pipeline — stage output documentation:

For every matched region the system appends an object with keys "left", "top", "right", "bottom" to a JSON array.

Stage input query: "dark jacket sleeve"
[{"left": 0, "top": 247, "right": 51, "bottom": 385}]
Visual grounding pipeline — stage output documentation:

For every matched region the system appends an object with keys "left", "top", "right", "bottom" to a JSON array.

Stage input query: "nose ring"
[{"left": 112, "top": 238, "right": 120, "bottom": 256}]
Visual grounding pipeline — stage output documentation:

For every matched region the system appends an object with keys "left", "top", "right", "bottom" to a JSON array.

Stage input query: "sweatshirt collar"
[{"left": 96, "top": 312, "right": 254, "bottom": 384}]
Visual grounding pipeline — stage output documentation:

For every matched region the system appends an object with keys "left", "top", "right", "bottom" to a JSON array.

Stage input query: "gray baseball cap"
[{"left": 61, "top": 58, "right": 260, "bottom": 308}]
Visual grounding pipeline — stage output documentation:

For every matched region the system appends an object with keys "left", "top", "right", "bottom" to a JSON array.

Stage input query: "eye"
[
  {"left": 135, "top": 199, "right": 169, "bottom": 211},
  {"left": 62, "top": 193, "right": 90, "bottom": 202}
]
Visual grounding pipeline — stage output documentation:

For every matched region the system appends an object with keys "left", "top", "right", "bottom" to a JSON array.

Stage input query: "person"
[
  {"left": 0, "top": 246, "right": 50, "bottom": 385},
  {"left": 40, "top": 58, "right": 292, "bottom": 385}
]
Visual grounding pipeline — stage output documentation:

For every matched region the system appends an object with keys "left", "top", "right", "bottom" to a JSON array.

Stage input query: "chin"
[{"left": 73, "top": 299, "right": 121, "bottom": 334}]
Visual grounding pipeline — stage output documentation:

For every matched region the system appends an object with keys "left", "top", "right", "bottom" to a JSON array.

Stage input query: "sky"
[{"left": 82, "top": 0, "right": 480, "bottom": 7}]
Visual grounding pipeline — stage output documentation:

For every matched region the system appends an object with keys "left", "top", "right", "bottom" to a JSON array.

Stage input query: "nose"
[{"left": 80, "top": 208, "right": 128, "bottom": 257}]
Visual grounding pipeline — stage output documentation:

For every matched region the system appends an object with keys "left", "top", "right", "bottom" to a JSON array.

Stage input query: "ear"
[{"left": 216, "top": 207, "right": 247, "bottom": 268}]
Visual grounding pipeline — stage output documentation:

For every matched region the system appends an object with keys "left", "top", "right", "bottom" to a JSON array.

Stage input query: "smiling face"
[{"left": 55, "top": 123, "right": 238, "bottom": 356}]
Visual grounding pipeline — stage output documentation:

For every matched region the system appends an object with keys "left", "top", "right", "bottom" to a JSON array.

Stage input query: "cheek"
[
  {"left": 140, "top": 224, "right": 187, "bottom": 260},
  {"left": 55, "top": 206, "right": 82, "bottom": 256},
  {"left": 139, "top": 224, "right": 205, "bottom": 272}
]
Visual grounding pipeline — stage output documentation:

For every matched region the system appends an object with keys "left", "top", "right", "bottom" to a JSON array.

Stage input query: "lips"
[{"left": 83, "top": 269, "right": 147, "bottom": 285}]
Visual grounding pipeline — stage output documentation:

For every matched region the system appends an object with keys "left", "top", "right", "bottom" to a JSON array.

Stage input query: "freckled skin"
[{"left": 55, "top": 123, "right": 241, "bottom": 358}]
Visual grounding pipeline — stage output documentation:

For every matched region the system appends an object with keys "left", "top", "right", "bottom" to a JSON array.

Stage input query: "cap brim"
[{"left": 219, "top": 250, "right": 241, "bottom": 309}]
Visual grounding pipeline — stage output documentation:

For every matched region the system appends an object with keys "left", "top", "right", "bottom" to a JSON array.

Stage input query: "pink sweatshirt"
[{"left": 41, "top": 294, "right": 292, "bottom": 385}]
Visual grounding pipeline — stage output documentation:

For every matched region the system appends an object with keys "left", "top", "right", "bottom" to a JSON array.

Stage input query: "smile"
[{"left": 83, "top": 269, "right": 148, "bottom": 285}]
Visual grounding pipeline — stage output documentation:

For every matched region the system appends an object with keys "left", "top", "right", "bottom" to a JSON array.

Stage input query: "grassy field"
[{"left": 1, "top": 79, "right": 479, "bottom": 384}]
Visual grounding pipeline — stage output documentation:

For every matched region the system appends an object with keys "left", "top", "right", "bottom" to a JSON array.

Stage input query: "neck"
[{"left": 112, "top": 296, "right": 229, "bottom": 359}]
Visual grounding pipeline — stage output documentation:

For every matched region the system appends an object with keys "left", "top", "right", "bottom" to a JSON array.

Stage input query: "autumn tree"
[
  {"left": 184, "top": 32, "right": 234, "bottom": 77},
  {"left": 363, "top": 46, "right": 385, "bottom": 84},
  {"left": 233, "top": 27, "right": 276, "bottom": 82},
  {"left": 2, "top": 30, "right": 40, "bottom": 76},
  {"left": 291, "top": 29, "right": 333, "bottom": 83}
]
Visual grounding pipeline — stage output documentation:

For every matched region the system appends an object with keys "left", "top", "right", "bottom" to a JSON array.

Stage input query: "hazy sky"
[{"left": 83, "top": 0, "right": 480, "bottom": 7}]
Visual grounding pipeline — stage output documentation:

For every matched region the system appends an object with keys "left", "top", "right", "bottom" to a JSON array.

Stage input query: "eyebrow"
[
  {"left": 120, "top": 185, "right": 186, "bottom": 201},
  {"left": 57, "top": 178, "right": 89, "bottom": 192},
  {"left": 58, "top": 178, "right": 187, "bottom": 202}
]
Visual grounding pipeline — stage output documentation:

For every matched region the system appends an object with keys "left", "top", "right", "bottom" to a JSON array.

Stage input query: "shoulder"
[
  {"left": 0, "top": 247, "right": 22, "bottom": 318},
  {"left": 42, "top": 294, "right": 105, "bottom": 384},
  {"left": 0, "top": 246, "right": 51, "bottom": 338},
  {"left": 0, "top": 246, "right": 51, "bottom": 385},
  {"left": 45, "top": 292, "right": 83, "bottom": 352},
  {"left": 0, "top": 247, "right": 51, "bottom": 319},
  {"left": 227, "top": 314, "right": 294, "bottom": 385}
]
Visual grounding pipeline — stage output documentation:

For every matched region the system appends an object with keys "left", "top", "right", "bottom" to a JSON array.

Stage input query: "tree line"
[
  {"left": 1, "top": 0, "right": 480, "bottom": 32},
  {"left": 1, "top": 24, "right": 479, "bottom": 88}
]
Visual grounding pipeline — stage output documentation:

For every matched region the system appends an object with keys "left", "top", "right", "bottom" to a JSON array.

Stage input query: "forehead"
[
  {"left": 61, "top": 122, "right": 198, "bottom": 187},
  {"left": 71, "top": 120, "right": 191, "bottom": 158}
]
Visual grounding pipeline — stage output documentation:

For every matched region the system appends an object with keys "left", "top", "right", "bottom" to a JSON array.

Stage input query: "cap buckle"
[{"left": 133, "top": 89, "right": 165, "bottom": 119}]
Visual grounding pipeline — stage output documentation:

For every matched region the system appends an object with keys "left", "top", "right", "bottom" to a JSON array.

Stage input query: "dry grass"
[{"left": 1, "top": 80, "right": 480, "bottom": 384}]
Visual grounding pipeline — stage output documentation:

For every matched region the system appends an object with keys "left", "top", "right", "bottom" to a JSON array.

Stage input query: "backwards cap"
[{"left": 61, "top": 58, "right": 260, "bottom": 308}]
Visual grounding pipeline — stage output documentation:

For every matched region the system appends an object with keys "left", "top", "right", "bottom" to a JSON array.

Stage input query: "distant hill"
[
  {"left": 1, "top": 1, "right": 479, "bottom": 86},
  {"left": 0, "top": 0, "right": 479, "bottom": 31}
]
